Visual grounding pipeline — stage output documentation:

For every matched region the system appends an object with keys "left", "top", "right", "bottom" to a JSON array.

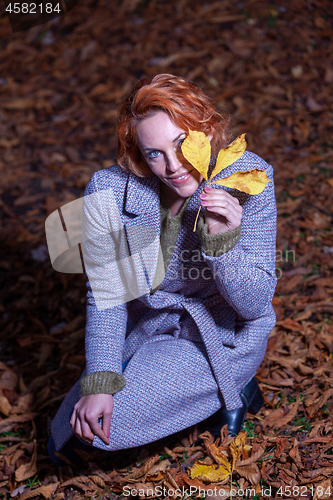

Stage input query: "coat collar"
[
  {"left": 122, "top": 174, "right": 162, "bottom": 293},
  {"left": 124, "top": 173, "right": 160, "bottom": 217}
]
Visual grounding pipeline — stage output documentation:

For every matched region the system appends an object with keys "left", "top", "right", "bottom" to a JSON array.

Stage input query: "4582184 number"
[
  {"left": 277, "top": 485, "right": 332, "bottom": 497},
  {"left": 6, "top": 3, "right": 61, "bottom": 13}
]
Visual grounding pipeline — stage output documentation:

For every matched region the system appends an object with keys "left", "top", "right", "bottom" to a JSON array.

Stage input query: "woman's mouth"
[{"left": 167, "top": 171, "right": 192, "bottom": 184}]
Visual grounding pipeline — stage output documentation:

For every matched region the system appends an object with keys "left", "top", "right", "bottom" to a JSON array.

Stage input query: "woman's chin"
[{"left": 166, "top": 178, "right": 201, "bottom": 199}]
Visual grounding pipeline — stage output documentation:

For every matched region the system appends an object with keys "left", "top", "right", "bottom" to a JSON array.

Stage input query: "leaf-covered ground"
[{"left": 0, "top": 0, "right": 332, "bottom": 498}]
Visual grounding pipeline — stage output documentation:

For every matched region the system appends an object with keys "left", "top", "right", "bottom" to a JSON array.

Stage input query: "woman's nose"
[{"left": 166, "top": 150, "right": 182, "bottom": 172}]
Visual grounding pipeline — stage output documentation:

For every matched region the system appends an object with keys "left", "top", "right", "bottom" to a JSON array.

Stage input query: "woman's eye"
[{"left": 148, "top": 150, "right": 160, "bottom": 159}]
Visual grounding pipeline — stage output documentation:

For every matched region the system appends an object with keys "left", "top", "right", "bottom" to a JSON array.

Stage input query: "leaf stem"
[{"left": 193, "top": 206, "right": 201, "bottom": 232}]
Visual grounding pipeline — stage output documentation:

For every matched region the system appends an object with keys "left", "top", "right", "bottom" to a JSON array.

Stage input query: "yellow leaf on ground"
[
  {"left": 210, "top": 133, "right": 247, "bottom": 180},
  {"left": 230, "top": 431, "right": 247, "bottom": 469},
  {"left": 181, "top": 130, "right": 211, "bottom": 182},
  {"left": 189, "top": 462, "right": 231, "bottom": 482},
  {"left": 213, "top": 169, "right": 271, "bottom": 194}
]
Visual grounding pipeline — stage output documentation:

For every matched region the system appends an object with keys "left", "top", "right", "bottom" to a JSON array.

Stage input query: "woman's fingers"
[
  {"left": 102, "top": 409, "right": 112, "bottom": 442},
  {"left": 200, "top": 188, "right": 242, "bottom": 213},
  {"left": 199, "top": 186, "right": 243, "bottom": 234},
  {"left": 88, "top": 416, "right": 109, "bottom": 445},
  {"left": 70, "top": 394, "right": 114, "bottom": 446},
  {"left": 79, "top": 419, "right": 94, "bottom": 443},
  {"left": 206, "top": 205, "right": 239, "bottom": 223}
]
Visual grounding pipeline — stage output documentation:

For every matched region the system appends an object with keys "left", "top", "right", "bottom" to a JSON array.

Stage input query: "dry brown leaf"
[
  {"left": 0, "top": 370, "right": 18, "bottom": 390},
  {"left": 127, "top": 482, "right": 156, "bottom": 498},
  {"left": 0, "top": 443, "right": 20, "bottom": 456},
  {"left": 306, "top": 388, "right": 333, "bottom": 418},
  {"left": 280, "top": 318, "right": 303, "bottom": 331},
  {"left": 236, "top": 463, "right": 261, "bottom": 485},
  {"left": 10, "top": 393, "right": 33, "bottom": 414},
  {"left": 20, "top": 483, "right": 59, "bottom": 500},
  {"left": 120, "top": 455, "right": 160, "bottom": 481},
  {"left": 0, "top": 413, "right": 38, "bottom": 432},
  {"left": 2, "top": 98, "right": 35, "bottom": 110},
  {"left": 10, "top": 448, "right": 24, "bottom": 466},
  {"left": 204, "top": 489, "right": 231, "bottom": 500},
  {"left": 303, "top": 467, "right": 333, "bottom": 479},
  {"left": 237, "top": 444, "right": 266, "bottom": 466},
  {"left": 313, "top": 478, "right": 332, "bottom": 500},
  {"left": 0, "top": 395, "right": 12, "bottom": 416},
  {"left": 61, "top": 476, "right": 96, "bottom": 492},
  {"left": 289, "top": 438, "right": 304, "bottom": 470},
  {"left": 259, "top": 407, "right": 285, "bottom": 429},
  {"left": 164, "top": 470, "right": 180, "bottom": 490},
  {"left": 179, "top": 470, "right": 206, "bottom": 489},
  {"left": 274, "top": 436, "right": 289, "bottom": 459},
  {"left": 15, "top": 462, "right": 38, "bottom": 482},
  {"left": 146, "top": 459, "right": 171, "bottom": 481},
  {"left": 205, "top": 442, "right": 230, "bottom": 468},
  {"left": 15, "top": 441, "right": 37, "bottom": 482},
  {"left": 273, "top": 397, "right": 302, "bottom": 429},
  {"left": 88, "top": 475, "right": 106, "bottom": 488}
]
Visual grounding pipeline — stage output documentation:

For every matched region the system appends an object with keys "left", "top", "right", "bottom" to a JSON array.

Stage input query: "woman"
[{"left": 49, "top": 74, "right": 277, "bottom": 461}]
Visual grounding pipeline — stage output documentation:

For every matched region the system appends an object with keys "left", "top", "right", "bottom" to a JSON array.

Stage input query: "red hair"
[{"left": 117, "top": 74, "right": 231, "bottom": 177}]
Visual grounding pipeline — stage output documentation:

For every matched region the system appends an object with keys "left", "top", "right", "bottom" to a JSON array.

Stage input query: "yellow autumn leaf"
[
  {"left": 213, "top": 169, "right": 271, "bottom": 195},
  {"left": 181, "top": 130, "right": 211, "bottom": 182},
  {"left": 230, "top": 431, "right": 247, "bottom": 470},
  {"left": 189, "top": 462, "right": 231, "bottom": 483},
  {"left": 209, "top": 133, "right": 247, "bottom": 181}
]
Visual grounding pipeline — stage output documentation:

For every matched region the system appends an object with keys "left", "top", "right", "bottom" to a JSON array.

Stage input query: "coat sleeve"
[
  {"left": 202, "top": 160, "right": 277, "bottom": 321},
  {"left": 81, "top": 171, "right": 128, "bottom": 387}
]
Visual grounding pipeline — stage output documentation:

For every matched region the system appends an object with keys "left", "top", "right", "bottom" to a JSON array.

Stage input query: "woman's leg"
[{"left": 48, "top": 432, "right": 95, "bottom": 466}]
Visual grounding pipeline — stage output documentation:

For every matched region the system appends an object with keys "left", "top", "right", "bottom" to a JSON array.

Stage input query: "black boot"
[{"left": 201, "top": 377, "right": 264, "bottom": 438}]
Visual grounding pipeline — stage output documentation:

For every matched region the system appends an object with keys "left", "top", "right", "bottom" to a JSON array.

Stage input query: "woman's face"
[{"left": 136, "top": 111, "right": 203, "bottom": 201}]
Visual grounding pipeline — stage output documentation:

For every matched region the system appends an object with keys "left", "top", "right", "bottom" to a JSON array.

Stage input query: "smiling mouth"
[{"left": 168, "top": 170, "right": 192, "bottom": 180}]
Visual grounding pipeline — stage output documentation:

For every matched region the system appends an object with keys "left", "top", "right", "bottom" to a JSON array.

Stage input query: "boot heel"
[{"left": 248, "top": 385, "right": 264, "bottom": 414}]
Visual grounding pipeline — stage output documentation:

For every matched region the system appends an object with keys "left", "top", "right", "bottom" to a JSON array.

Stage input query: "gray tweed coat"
[{"left": 51, "top": 151, "right": 277, "bottom": 452}]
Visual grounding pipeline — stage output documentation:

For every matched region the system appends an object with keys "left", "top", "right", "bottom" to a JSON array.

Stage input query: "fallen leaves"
[
  {"left": 260, "top": 396, "right": 302, "bottom": 430},
  {"left": 19, "top": 482, "right": 59, "bottom": 500}
]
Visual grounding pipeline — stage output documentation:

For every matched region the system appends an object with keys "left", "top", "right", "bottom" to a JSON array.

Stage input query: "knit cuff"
[
  {"left": 80, "top": 371, "right": 126, "bottom": 396},
  {"left": 197, "top": 216, "right": 241, "bottom": 257}
]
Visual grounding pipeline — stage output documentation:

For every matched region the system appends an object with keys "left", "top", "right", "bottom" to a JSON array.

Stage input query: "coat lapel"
[{"left": 122, "top": 174, "right": 164, "bottom": 292}]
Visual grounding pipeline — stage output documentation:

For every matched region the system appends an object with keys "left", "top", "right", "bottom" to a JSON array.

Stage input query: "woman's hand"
[
  {"left": 70, "top": 394, "right": 114, "bottom": 445},
  {"left": 199, "top": 186, "right": 243, "bottom": 235}
]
